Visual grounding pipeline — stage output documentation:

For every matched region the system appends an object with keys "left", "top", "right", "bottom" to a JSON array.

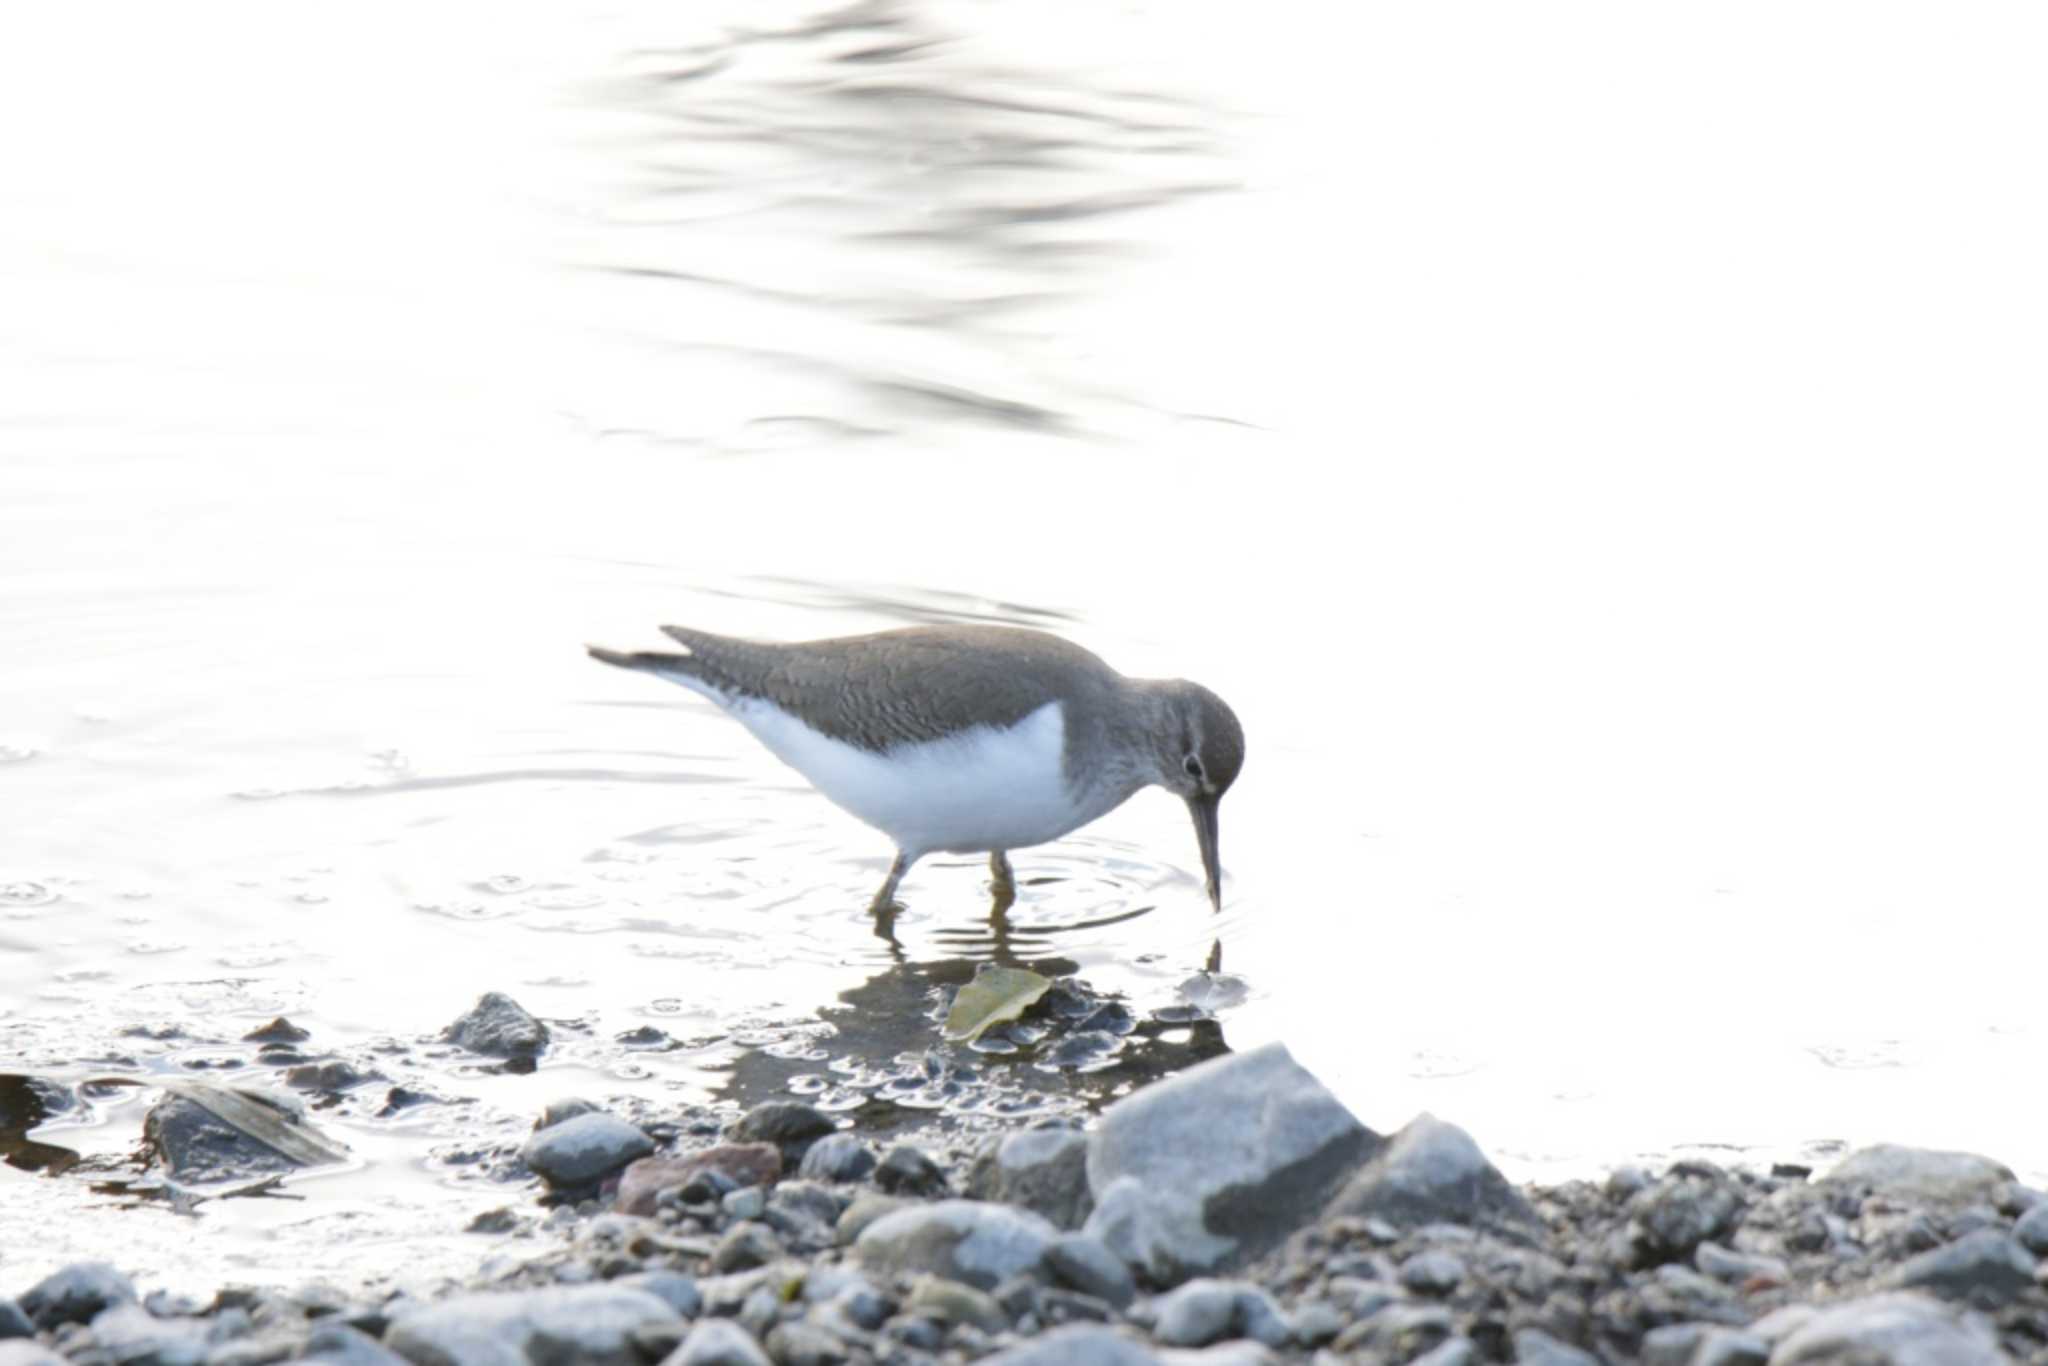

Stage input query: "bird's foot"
[{"left": 987, "top": 851, "right": 1017, "bottom": 919}]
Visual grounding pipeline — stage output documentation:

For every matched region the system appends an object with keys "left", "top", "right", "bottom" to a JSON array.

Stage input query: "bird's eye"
[{"left": 1183, "top": 755, "right": 1204, "bottom": 780}]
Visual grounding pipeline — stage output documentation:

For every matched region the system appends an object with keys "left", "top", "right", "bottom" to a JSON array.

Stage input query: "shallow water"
[{"left": 5, "top": 0, "right": 2047, "bottom": 1293}]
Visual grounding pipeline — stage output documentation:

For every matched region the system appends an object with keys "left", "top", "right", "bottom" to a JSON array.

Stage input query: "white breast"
[{"left": 729, "top": 697, "right": 1084, "bottom": 858}]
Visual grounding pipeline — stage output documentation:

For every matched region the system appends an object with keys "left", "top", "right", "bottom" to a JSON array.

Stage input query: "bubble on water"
[
  {"left": 412, "top": 899, "right": 494, "bottom": 921},
  {"left": 1, "top": 881, "right": 59, "bottom": 908},
  {"left": 478, "top": 874, "right": 531, "bottom": 895},
  {"left": 294, "top": 891, "right": 330, "bottom": 905},
  {"left": 217, "top": 948, "right": 290, "bottom": 969},
  {"left": 524, "top": 889, "right": 603, "bottom": 912},
  {"left": 0, "top": 740, "right": 42, "bottom": 763},
  {"left": 127, "top": 939, "right": 188, "bottom": 956},
  {"left": 118, "top": 887, "right": 154, "bottom": 900},
  {"left": 368, "top": 748, "right": 412, "bottom": 774}
]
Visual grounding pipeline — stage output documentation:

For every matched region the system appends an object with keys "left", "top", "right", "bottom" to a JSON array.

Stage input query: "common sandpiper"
[{"left": 588, "top": 623, "right": 1244, "bottom": 914}]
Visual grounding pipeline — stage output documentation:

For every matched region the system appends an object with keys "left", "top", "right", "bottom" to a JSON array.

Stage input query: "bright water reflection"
[{"left": 4, "top": 0, "right": 2048, "bottom": 1294}]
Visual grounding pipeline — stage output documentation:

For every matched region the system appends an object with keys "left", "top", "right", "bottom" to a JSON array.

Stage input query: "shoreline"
[{"left": 6, "top": 1031, "right": 2044, "bottom": 1366}]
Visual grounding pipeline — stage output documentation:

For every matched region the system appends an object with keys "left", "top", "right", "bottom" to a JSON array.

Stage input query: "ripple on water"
[
  {"left": 0, "top": 741, "right": 43, "bottom": 763},
  {"left": 477, "top": 874, "right": 532, "bottom": 895},
  {"left": 1, "top": 880, "right": 60, "bottom": 909}
]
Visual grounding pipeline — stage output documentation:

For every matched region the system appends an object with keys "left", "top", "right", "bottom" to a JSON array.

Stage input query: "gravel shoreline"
[{"left": 6, "top": 1011, "right": 2047, "bottom": 1365}]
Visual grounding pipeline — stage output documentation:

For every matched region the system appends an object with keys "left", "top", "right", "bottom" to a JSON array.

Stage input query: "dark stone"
[
  {"left": 142, "top": 1094, "right": 309, "bottom": 1184},
  {"left": 20, "top": 1263, "right": 137, "bottom": 1329},
  {"left": 875, "top": 1144, "right": 948, "bottom": 1197},
  {"left": 1625, "top": 1166, "right": 1745, "bottom": 1265},
  {"left": 1044, "top": 1234, "right": 1135, "bottom": 1310},
  {"left": 439, "top": 992, "right": 549, "bottom": 1061},
  {"left": 283, "top": 1062, "right": 374, "bottom": 1093},
  {"left": 242, "top": 1018, "right": 311, "bottom": 1044},
  {"left": 0, "top": 1301, "right": 32, "bottom": 1340},
  {"left": 1399, "top": 1250, "right": 1466, "bottom": 1296},
  {"left": 2014, "top": 1200, "right": 2048, "bottom": 1256},
  {"left": 726, "top": 1102, "right": 835, "bottom": 1166}
]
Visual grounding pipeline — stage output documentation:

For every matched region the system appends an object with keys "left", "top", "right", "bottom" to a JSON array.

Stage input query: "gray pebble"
[
  {"left": 722, "top": 1186, "right": 767, "bottom": 1222},
  {"left": 1891, "top": 1229, "right": 2037, "bottom": 1307},
  {"left": 300, "top": 1322, "right": 412, "bottom": 1366},
  {"left": 711, "top": 1223, "right": 782, "bottom": 1273},
  {"left": 666, "top": 1317, "right": 773, "bottom": 1366},
  {"left": 2014, "top": 1201, "right": 2048, "bottom": 1256},
  {"left": 441, "top": 991, "right": 549, "bottom": 1061},
  {"left": 1287, "top": 1302, "right": 1344, "bottom": 1348},
  {"left": 796, "top": 1133, "right": 876, "bottom": 1184},
  {"left": 0, "top": 1346, "right": 71, "bottom": 1366},
  {"left": 19, "top": 1263, "right": 138, "bottom": 1330},
  {"left": 1512, "top": 1327, "right": 1601, "bottom": 1366},
  {"left": 762, "top": 1319, "right": 848, "bottom": 1366},
  {"left": 875, "top": 1144, "right": 949, "bottom": 1197},
  {"left": 520, "top": 1111, "right": 655, "bottom": 1189},
  {"left": 1046, "top": 1233, "right": 1137, "bottom": 1309},
  {"left": 1692, "top": 1329, "right": 1769, "bottom": 1366},
  {"left": 618, "top": 1271, "right": 701, "bottom": 1319},
  {"left": 1398, "top": 1250, "right": 1465, "bottom": 1296},
  {"left": 1694, "top": 1241, "right": 1789, "bottom": 1285},
  {"left": 977, "top": 1323, "right": 1160, "bottom": 1365},
  {"left": 1152, "top": 1280, "right": 1238, "bottom": 1347},
  {"left": 1407, "top": 1338, "right": 1477, "bottom": 1366},
  {"left": 906, "top": 1278, "right": 1006, "bottom": 1333},
  {"left": 0, "top": 1302, "right": 31, "bottom": 1341}
]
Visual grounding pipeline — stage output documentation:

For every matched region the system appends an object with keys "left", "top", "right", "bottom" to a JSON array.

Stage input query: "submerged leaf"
[{"left": 943, "top": 966, "right": 1052, "bottom": 1043}]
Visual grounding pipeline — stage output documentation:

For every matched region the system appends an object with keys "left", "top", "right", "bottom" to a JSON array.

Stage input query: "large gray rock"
[
  {"left": 1821, "top": 1146, "right": 2015, "bottom": 1207},
  {"left": 302, "top": 1322, "right": 413, "bottom": 1366},
  {"left": 1085, "top": 1044, "right": 1377, "bottom": 1285},
  {"left": 441, "top": 993, "right": 550, "bottom": 1065},
  {"left": 854, "top": 1200, "right": 1058, "bottom": 1290},
  {"left": 1890, "top": 1229, "right": 2037, "bottom": 1308},
  {"left": 1327, "top": 1113, "right": 1535, "bottom": 1240},
  {"left": 968, "top": 1127, "right": 1093, "bottom": 1230},
  {"left": 87, "top": 1304, "right": 212, "bottom": 1366},
  {"left": 978, "top": 1324, "right": 1160, "bottom": 1365},
  {"left": 142, "top": 1093, "right": 314, "bottom": 1184},
  {"left": 519, "top": 1112, "right": 655, "bottom": 1190},
  {"left": 1766, "top": 1292, "right": 2008, "bottom": 1364},
  {"left": 384, "top": 1283, "right": 678, "bottom": 1366},
  {"left": 18, "top": 1262, "right": 137, "bottom": 1329},
  {"left": 664, "top": 1318, "right": 772, "bottom": 1366}
]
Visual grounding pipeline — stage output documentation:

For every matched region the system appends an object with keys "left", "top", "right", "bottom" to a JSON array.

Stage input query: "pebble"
[
  {"left": 854, "top": 1199, "right": 1058, "bottom": 1291},
  {"left": 1512, "top": 1327, "right": 1602, "bottom": 1365},
  {"left": 1768, "top": 1291, "right": 2007, "bottom": 1364},
  {"left": 967, "top": 1126, "right": 1092, "bottom": 1229},
  {"left": 616, "top": 1145, "right": 781, "bottom": 1218},
  {"left": 1822, "top": 1145, "right": 2016, "bottom": 1207},
  {"left": 1889, "top": 1228, "right": 2037, "bottom": 1307},
  {"left": 1407, "top": 1339, "right": 1477, "bottom": 1366},
  {"left": 1693, "top": 1240, "right": 1789, "bottom": 1285},
  {"left": 796, "top": 1133, "right": 876, "bottom": 1184},
  {"left": 1085, "top": 1043, "right": 1377, "bottom": 1285},
  {"left": 906, "top": 1276, "right": 1007, "bottom": 1332},
  {"left": 1330, "top": 1114, "right": 1538, "bottom": 1240},
  {"left": 18, "top": 1263, "right": 138, "bottom": 1330},
  {"left": 1397, "top": 1250, "right": 1465, "bottom": 1296},
  {"left": 710, "top": 1223, "right": 782, "bottom": 1272},
  {"left": 721, "top": 1186, "right": 767, "bottom": 1221},
  {"left": 384, "top": 1283, "right": 678, "bottom": 1366},
  {"left": 979, "top": 1323, "right": 1161, "bottom": 1365},
  {"left": 2013, "top": 1200, "right": 2048, "bottom": 1256},
  {"left": 727, "top": 1101, "right": 835, "bottom": 1165},
  {"left": 1045, "top": 1232, "right": 1137, "bottom": 1309},
  {"left": 440, "top": 991, "right": 549, "bottom": 1062},
  {"left": 874, "top": 1143, "right": 949, "bottom": 1197},
  {"left": 667, "top": 1317, "right": 773, "bottom": 1366},
  {"left": 520, "top": 1111, "right": 656, "bottom": 1189}
]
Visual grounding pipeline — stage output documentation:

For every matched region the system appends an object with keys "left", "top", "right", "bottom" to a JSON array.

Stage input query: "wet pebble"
[
  {"left": 967, "top": 1126, "right": 1092, "bottom": 1229},
  {"left": 667, "top": 1317, "right": 772, "bottom": 1366},
  {"left": 521, "top": 1111, "right": 656, "bottom": 1190},
  {"left": 1397, "top": 1250, "right": 1465, "bottom": 1296},
  {"left": 855, "top": 1200, "right": 1058, "bottom": 1291},
  {"left": 874, "top": 1143, "right": 949, "bottom": 1197},
  {"left": 795, "top": 1132, "right": 875, "bottom": 1184},
  {"left": 1045, "top": 1233, "right": 1136, "bottom": 1310},
  {"left": 727, "top": 1101, "right": 835, "bottom": 1166},
  {"left": 19, "top": 1263, "right": 138, "bottom": 1330},
  {"left": 440, "top": 991, "right": 550, "bottom": 1065},
  {"left": 1889, "top": 1228, "right": 2037, "bottom": 1307}
]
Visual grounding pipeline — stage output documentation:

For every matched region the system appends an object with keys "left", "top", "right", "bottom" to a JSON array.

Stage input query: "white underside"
[{"left": 668, "top": 672, "right": 1087, "bottom": 857}]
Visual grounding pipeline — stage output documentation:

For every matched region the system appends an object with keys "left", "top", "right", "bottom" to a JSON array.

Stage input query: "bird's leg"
[
  {"left": 988, "top": 850, "right": 1016, "bottom": 919},
  {"left": 869, "top": 852, "right": 911, "bottom": 917}
]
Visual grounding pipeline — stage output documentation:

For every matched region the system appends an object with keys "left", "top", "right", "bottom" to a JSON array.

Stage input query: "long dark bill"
[{"left": 1187, "top": 793, "right": 1223, "bottom": 912}]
